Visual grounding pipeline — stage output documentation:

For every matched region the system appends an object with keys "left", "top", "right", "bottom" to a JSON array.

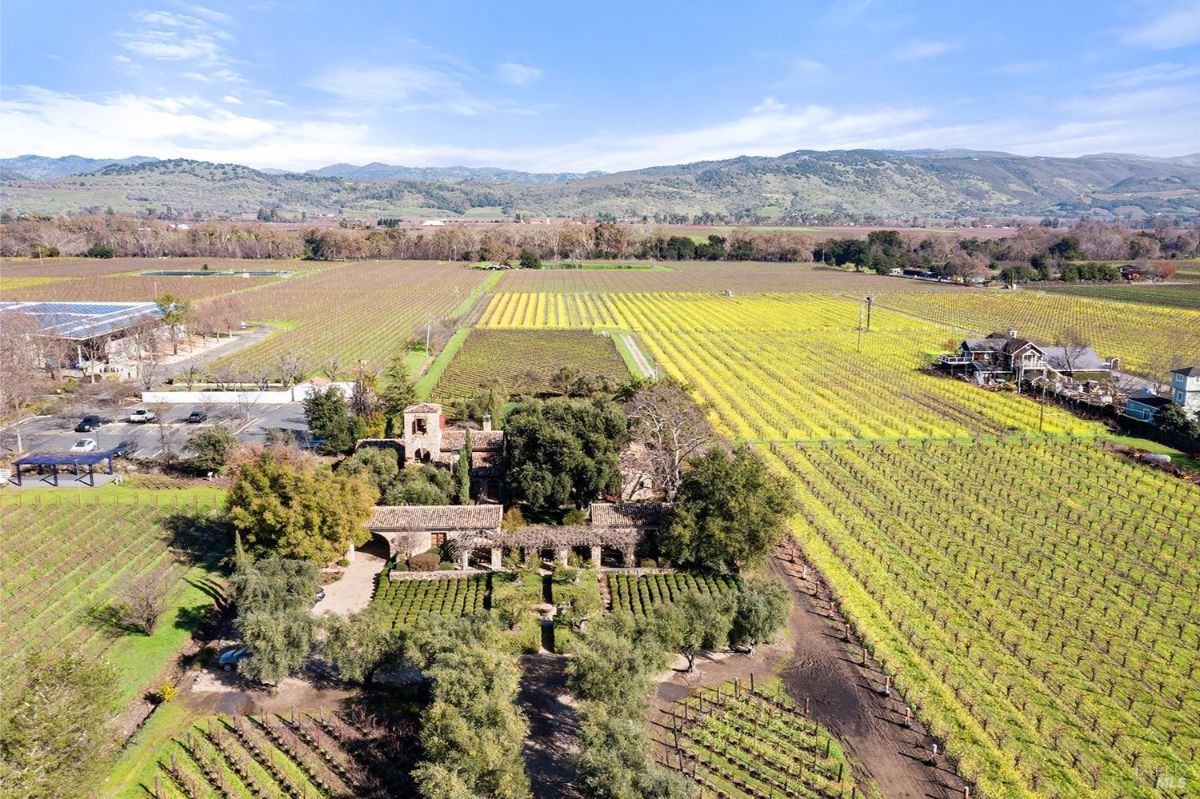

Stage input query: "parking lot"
[{"left": 3, "top": 401, "right": 311, "bottom": 461}]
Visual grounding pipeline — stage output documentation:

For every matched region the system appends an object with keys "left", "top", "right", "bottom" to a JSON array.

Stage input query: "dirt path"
[
  {"left": 517, "top": 654, "right": 582, "bottom": 799},
  {"left": 770, "top": 543, "right": 966, "bottom": 799},
  {"left": 619, "top": 333, "right": 656, "bottom": 378}
]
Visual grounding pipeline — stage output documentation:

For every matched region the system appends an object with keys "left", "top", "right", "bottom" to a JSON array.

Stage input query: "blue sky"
[{"left": 2, "top": 0, "right": 1198, "bottom": 172}]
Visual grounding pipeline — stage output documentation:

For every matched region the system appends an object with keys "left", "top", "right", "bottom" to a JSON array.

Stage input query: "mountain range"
[{"left": 2, "top": 149, "right": 1199, "bottom": 221}]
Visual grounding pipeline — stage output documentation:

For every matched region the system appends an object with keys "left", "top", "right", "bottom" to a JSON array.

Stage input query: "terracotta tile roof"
[
  {"left": 589, "top": 502, "right": 674, "bottom": 529},
  {"left": 367, "top": 504, "right": 503, "bottom": 531},
  {"left": 442, "top": 429, "right": 505, "bottom": 451},
  {"left": 404, "top": 402, "right": 443, "bottom": 414}
]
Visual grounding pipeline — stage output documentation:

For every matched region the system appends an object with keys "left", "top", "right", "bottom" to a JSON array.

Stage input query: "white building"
[{"left": 1171, "top": 367, "right": 1200, "bottom": 416}]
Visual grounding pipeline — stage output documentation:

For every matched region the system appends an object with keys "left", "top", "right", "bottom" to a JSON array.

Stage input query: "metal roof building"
[{"left": 0, "top": 301, "right": 160, "bottom": 340}]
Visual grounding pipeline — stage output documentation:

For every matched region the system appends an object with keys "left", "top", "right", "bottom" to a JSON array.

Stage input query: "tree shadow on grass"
[
  {"left": 86, "top": 601, "right": 145, "bottom": 638},
  {"left": 161, "top": 511, "right": 233, "bottom": 572}
]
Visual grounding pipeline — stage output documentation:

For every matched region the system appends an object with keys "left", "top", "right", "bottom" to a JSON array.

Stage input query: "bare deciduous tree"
[
  {"left": 0, "top": 311, "right": 48, "bottom": 419},
  {"left": 626, "top": 381, "right": 714, "bottom": 502},
  {"left": 117, "top": 566, "right": 171, "bottom": 634}
]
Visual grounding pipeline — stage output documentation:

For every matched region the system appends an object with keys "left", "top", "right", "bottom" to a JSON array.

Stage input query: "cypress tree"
[{"left": 456, "top": 428, "right": 472, "bottom": 504}]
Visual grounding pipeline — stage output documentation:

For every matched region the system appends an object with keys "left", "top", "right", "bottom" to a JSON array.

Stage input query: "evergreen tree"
[
  {"left": 302, "top": 385, "right": 352, "bottom": 454},
  {"left": 379, "top": 356, "right": 416, "bottom": 436},
  {"left": 662, "top": 447, "right": 793, "bottom": 573},
  {"left": 456, "top": 428, "right": 472, "bottom": 504}
]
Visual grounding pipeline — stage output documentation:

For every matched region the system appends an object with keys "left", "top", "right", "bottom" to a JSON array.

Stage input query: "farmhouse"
[
  {"left": 1124, "top": 393, "right": 1174, "bottom": 423},
  {"left": 1171, "top": 367, "right": 1200, "bottom": 416},
  {"left": 357, "top": 402, "right": 505, "bottom": 500},
  {"left": 938, "top": 330, "right": 1116, "bottom": 384}
]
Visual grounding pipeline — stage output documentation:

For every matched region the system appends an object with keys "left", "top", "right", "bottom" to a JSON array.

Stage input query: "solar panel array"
[{"left": 0, "top": 300, "right": 161, "bottom": 340}]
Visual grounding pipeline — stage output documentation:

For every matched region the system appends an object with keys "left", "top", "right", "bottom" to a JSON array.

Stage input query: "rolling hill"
[{"left": 2, "top": 149, "right": 1198, "bottom": 220}]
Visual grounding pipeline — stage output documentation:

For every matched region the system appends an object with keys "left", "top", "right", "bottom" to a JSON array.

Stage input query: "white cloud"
[
  {"left": 116, "top": 7, "right": 242, "bottom": 81},
  {"left": 1121, "top": 3, "right": 1200, "bottom": 49},
  {"left": 752, "top": 97, "right": 787, "bottom": 113},
  {"left": 1102, "top": 62, "right": 1200, "bottom": 87},
  {"left": 892, "top": 40, "right": 958, "bottom": 61},
  {"left": 2, "top": 80, "right": 1196, "bottom": 174},
  {"left": 495, "top": 62, "right": 543, "bottom": 87},
  {"left": 309, "top": 64, "right": 533, "bottom": 116},
  {"left": 222, "top": 95, "right": 242, "bottom": 104}
]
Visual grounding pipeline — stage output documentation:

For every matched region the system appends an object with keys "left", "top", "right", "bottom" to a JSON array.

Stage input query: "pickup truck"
[{"left": 128, "top": 409, "right": 157, "bottom": 423}]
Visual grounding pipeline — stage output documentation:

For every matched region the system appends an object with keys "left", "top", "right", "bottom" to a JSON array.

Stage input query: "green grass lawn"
[
  {"left": 413, "top": 327, "right": 472, "bottom": 399},
  {"left": 1, "top": 485, "right": 228, "bottom": 705}
]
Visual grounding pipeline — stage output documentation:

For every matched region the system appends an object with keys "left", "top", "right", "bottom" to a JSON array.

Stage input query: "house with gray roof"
[{"left": 939, "top": 330, "right": 1117, "bottom": 384}]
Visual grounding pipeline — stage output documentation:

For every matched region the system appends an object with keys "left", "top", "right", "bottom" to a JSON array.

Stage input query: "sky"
[{"left": 2, "top": 0, "right": 1199, "bottom": 173}]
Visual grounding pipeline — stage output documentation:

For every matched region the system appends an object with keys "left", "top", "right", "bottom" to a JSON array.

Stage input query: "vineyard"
[
  {"left": 371, "top": 573, "right": 488, "bottom": 629},
  {"left": 0, "top": 490, "right": 226, "bottom": 701},
  {"left": 0, "top": 257, "right": 305, "bottom": 302},
  {"left": 482, "top": 292, "right": 1098, "bottom": 441},
  {"left": 145, "top": 709, "right": 413, "bottom": 799},
  {"left": 607, "top": 572, "right": 739, "bottom": 617},
  {"left": 430, "top": 329, "right": 630, "bottom": 401},
  {"left": 1039, "top": 282, "right": 1200, "bottom": 311},
  {"left": 213, "top": 261, "right": 488, "bottom": 377},
  {"left": 867, "top": 289, "right": 1200, "bottom": 376},
  {"left": 493, "top": 261, "right": 959, "bottom": 293},
  {"left": 771, "top": 437, "right": 1200, "bottom": 798},
  {"left": 657, "top": 679, "right": 862, "bottom": 799}
]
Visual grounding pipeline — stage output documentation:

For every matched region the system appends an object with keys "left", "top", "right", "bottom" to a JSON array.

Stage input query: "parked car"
[
  {"left": 75, "top": 414, "right": 105, "bottom": 432},
  {"left": 70, "top": 438, "right": 97, "bottom": 453},
  {"left": 186, "top": 409, "right": 208, "bottom": 423},
  {"left": 128, "top": 408, "right": 156, "bottom": 423},
  {"left": 217, "top": 646, "right": 250, "bottom": 672},
  {"left": 110, "top": 439, "right": 136, "bottom": 457}
]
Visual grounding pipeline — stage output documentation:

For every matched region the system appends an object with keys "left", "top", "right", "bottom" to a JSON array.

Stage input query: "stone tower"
[{"left": 403, "top": 403, "right": 444, "bottom": 463}]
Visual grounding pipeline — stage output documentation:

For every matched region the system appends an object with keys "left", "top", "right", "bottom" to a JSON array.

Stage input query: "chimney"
[
  {"left": 1008, "top": 329, "right": 1018, "bottom": 339},
  {"left": 482, "top": 414, "right": 492, "bottom": 432}
]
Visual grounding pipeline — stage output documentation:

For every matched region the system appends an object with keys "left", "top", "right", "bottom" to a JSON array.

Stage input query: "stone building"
[{"left": 357, "top": 402, "right": 504, "bottom": 501}]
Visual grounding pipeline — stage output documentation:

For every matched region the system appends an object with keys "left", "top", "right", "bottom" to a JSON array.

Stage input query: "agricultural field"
[
  {"left": 607, "top": 572, "right": 739, "bottom": 617},
  {"left": 213, "top": 261, "right": 489, "bottom": 377},
  {"left": 868, "top": 289, "right": 1200, "bottom": 377},
  {"left": 1039, "top": 281, "right": 1200, "bottom": 311},
  {"left": 136, "top": 709, "right": 413, "bottom": 799},
  {"left": 772, "top": 437, "right": 1200, "bottom": 799},
  {"left": 430, "top": 329, "right": 630, "bottom": 401},
  {"left": 484, "top": 292, "right": 1096, "bottom": 442},
  {"left": 658, "top": 679, "right": 862, "bottom": 799},
  {"left": 492, "top": 261, "right": 958, "bottom": 293},
  {"left": 372, "top": 573, "right": 488, "bottom": 629},
  {"left": 0, "top": 489, "right": 226, "bottom": 703},
  {"left": 0, "top": 257, "right": 303, "bottom": 302}
]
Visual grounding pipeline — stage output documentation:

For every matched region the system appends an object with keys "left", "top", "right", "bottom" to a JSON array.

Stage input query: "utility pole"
[
  {"left": 857, "top": 305, "right": 864, "bottom": 354},
  {"left": 865, "top": 296, "right": 874, "bottom": 331}
]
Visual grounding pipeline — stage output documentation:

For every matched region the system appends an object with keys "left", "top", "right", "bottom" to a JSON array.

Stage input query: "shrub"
[
  {"left": 151, "top": 682, "right": 178, "bottom": 703},
  {"left": 337, "top": 558, "right": 351, "bottom": 568},
  {"left": 409, "top": 552, "right": 441, "bottom": 572}
]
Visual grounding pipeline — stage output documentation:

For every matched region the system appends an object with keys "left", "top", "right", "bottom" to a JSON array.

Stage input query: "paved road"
[
  {"left": 162, "top": 326, "right": 274, "bottom": 378},
  {"left": 1, "top": 401, "right": 309, "bottom": 460}
]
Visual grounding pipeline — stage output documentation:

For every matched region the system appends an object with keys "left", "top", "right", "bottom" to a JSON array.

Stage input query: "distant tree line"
[{"left": 4, "top": 214, "right": 1197, "bottom": 269}]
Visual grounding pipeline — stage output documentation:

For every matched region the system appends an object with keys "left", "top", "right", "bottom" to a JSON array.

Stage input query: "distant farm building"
[
  {"left": 421, "top": 219, "right": 447, "bottom": 227},
  {"left": 0, "top": 300, "right": 160, "bottom": 366}
]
